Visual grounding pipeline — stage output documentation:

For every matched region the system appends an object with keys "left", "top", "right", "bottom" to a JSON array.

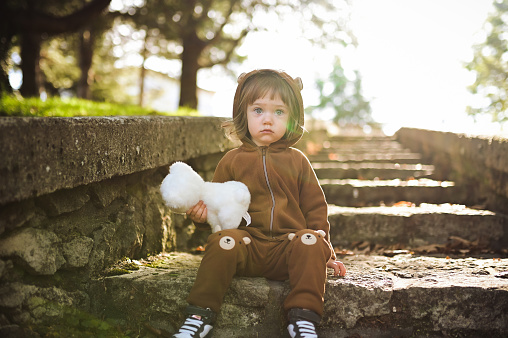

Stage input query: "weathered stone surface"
[
  {"left": 0, "top": 228, "right": 65, "bottom": 275},
  {"left": 323, "top": 273, "right": 393, "bottom": 328},
  {"left": 308, "top": 152, "right": 423, "bottom": 164},
  {"left": 0, "top": 116, "right": 236, "bottom": 205},
  {"left": 396, "top": 128, "right": 508, "bottom": 214},
  {"left": 90, "top": 253, "right": 282, "bottom": 334},
  {"left": 0, "top": 200, "right": 36, "bottom": 235},
  {"left": 328, "top": 204, "right": 508, "bottom": 249},
  {"left": 0, "top": 282, "right": 89, "bottom": 325},
  {"left": 35, "top": 185, "right": 90, "bottom": 216},
  {"left": 313, "top": 162, "right": 434, "bottom": 180},
  {"left": 89, "top": 176, "right": 127, "bottom": 208},
  {"left": 89, "top": 252, "right": 508, "bottom": 337},
  {"left": 62, "top": 236, "right": 94, "bottom": 268},
  {"left": 322, "top": 178, "right": 462, "bottom": 207}
]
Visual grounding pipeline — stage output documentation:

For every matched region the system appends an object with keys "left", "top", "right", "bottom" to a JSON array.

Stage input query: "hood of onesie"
[{"left": 232, "top": 69, "right": 305, "bottom": 147}]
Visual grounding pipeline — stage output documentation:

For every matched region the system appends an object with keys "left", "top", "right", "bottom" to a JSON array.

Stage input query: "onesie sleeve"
[
  {"left": 212, "top": 152, "right": 234, "bottom": 183},
  {"left": 298, "top": 152, "right": 337, "bottom": 260}
]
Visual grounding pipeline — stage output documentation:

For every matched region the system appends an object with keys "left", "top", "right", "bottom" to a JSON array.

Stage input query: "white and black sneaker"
[
  {"left": 287, "top": 308, "right": 321, "bottom": 338},
  {"left": 172, "top": 305, "right": 215, "bottom": 338}
]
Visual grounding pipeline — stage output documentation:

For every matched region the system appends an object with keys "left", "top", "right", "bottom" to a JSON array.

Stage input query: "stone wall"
[
  {"left": 396, "top": 127, "right": 508, "bottom": 214},
  {"left": 0, "top": 116, "right": 237, "bottom": 334}
]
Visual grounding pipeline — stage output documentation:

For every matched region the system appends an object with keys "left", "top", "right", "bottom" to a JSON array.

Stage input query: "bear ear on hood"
[
  {"left": 237, "top": 72, "right": 248, "bottom": 83},
  {"left": 295, "top": 77, "right": 303, "bottom": 91}
]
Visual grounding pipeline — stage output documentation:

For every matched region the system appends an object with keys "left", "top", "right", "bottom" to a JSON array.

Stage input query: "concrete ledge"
[
  {"left": 395, "top": 128, "right": 508, "bottom": 213},
  {"left": 0, "top": 116, "right": 236, "bottom": 205}
]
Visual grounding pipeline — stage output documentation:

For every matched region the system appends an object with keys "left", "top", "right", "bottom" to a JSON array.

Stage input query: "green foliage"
[
  {"left": 308, "top": 58, "right": 373, "bottom": 125},
  {"left": 466, "top": 0, "right": 508, "bottom": 123},
  {"left": 31, "top": 299, "right": 129, "bottom": 338},
  {"left": 2, "top": 0, "right": 356, "bottom": 110},
  {"left": 40, "top": 37, "right": 81, "bottom": 93},
  {"left": 0, "top": 94, "right": 200, "bottom": 117}
]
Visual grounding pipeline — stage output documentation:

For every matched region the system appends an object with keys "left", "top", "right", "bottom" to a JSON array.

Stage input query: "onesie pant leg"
[
  {"left": 186, "top": 229, "right": 253, "bottom": 314},
  {"left": 283, "top": 229, "right": 333, "bottom": 316}
]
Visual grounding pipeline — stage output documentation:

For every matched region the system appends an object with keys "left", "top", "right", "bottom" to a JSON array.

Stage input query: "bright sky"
[{"left": 203, "top": 0, "right": 504, "bottom": 136}]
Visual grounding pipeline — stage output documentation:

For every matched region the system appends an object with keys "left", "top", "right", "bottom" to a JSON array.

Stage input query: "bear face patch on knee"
[
  {"left": 301, "top": 233, "right": 318, "bottom": 245},
  {"left": 219, "top": 236, "right": 236, "bottom": 250},
  {"left": 288, "top": 230, "right": 326, "bottom": 245},
  {"left": 217, "top": 234, "right": 251, "bottom": 250}
]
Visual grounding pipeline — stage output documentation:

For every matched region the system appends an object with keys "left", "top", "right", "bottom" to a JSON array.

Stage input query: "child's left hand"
[{"left": 327, "top": 258, "right": 347, "bottom": 277}]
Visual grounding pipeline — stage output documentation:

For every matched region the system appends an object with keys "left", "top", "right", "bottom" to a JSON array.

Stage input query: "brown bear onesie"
[{"left": 187, "top": 69, "right": 336, "bottom": 319}]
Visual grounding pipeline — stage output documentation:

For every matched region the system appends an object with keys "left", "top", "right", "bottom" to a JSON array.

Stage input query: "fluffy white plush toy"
[{"left": 160, "top": 162, "right": 251, "bottom": 233}]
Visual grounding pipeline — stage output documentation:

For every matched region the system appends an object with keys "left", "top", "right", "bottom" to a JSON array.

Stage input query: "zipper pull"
[{"left": 261, "top": 146, "right": 267, "bottom": 156}]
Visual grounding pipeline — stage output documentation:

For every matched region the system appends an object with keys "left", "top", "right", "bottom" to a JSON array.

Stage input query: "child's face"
[{"left": 246, "top": 92, "right": 289, "bottom": 147}]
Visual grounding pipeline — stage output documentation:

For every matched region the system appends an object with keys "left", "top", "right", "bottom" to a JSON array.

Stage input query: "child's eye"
[
  {"left": 275, "top": 109, "right": 285, "bottom": 116},
  {"left": 254, "top": 108, "right": 263, "bottom": 114}
]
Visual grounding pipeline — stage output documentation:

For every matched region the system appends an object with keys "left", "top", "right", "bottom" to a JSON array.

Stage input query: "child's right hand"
[{"left": 186, "top": 200, "right": 207, "bottom": 223}]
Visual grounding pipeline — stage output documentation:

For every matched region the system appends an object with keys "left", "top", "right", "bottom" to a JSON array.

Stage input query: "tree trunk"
[
  {"left": 0, "top": 62, "right": 12, "bottom": 94},
  {"left": 77, "top": 28, "right": 94, "bottom": 99},
  {"left": 19, "top": 31, "right": 42, "bottom": 97},
  {"left": 179, "top": 33, "right": 203, "bottom": 109},
  {"left": 139, "top": 34, "right": 149, "bottom": 107},
  {"left": 0, "top": 0, "right": 13, "bottom": 93},
  {"left": 139, "top": 63, "right": 146, "bottom": 107},
  {"left": 11, "top": 0, "right": 112, "bottom": 98}
]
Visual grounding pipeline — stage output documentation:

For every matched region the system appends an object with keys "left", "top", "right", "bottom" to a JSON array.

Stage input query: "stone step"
[
  {"left": 319, "top": 148, "right": 414, "bottom": 155},
  {"left": 323, "top": 140, "right": 404, "bottom": 150},
  {"left": 313, "top": 162, "right": 434, "bottom": 180},
  {"left": 308, "top": 153, "right": 423, "bottom": 164},
  {"left": 89, "top": 252, "right": 508, "bottom": 337},
  {"left": 321, "top": 178, "right": 460, "bottom": 206},
  {"left": 327, "top": 135, "right": 395, "bottom": 143},
  {"left": 328, "top": 204, "right": 508, "bottom": 250}
]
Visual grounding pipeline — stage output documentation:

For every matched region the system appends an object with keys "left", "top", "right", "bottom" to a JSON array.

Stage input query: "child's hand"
[
  {"left": 186, "top": 200, "right": 207, "bottom": 223},
  {"left": 327, "top": 258, "right": 347, "bottom": 277}
]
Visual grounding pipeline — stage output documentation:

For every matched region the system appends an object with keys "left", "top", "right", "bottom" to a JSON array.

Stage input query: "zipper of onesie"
[{"left": 262, "top": 147, "right": 275, "bottom": 237}]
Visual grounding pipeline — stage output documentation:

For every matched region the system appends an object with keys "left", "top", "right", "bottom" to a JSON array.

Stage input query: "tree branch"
[
  {"left": 14, "top": 0, "right": 112, "bottom": 35},
  {"left": 200, "top": 27, "right": 250, "bottom": 68}
]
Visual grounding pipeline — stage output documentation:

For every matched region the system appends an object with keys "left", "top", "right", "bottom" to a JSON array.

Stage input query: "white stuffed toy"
[{"left": 160, "top": 162, "right": 251, "bottom": 233}]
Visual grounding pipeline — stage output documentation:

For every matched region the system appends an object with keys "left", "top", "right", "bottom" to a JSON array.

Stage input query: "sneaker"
[
  {"left": 172, "top": 305, "right": 216, "bottom": 338},
  {"left": 287, "top": 308, "right": 321, "bottom": 338}
]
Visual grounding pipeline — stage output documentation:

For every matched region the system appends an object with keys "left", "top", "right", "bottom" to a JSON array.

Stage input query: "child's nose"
[{"left": 262, "top": 113, "right": 274, "bottom": 124}]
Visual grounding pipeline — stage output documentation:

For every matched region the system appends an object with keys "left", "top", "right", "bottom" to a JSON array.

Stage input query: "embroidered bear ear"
[
  {"left": 295, "top": 77, "right": 303, "bottom": 91},
  {"left": 316, "top": 230, "right": 325, "bottom": 238},
  {"left": 243, "top": 237, "right": 251, "bottom": 245},
  {"left": 237, "top": 72, "right": 247, "bottom": 83},
  {"left": 288, "top": 233, "right": 296, "bottom": 241}
]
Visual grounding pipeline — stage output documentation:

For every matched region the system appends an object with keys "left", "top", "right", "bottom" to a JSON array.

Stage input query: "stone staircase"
[{"left": 90, "top": 134, "right": 508, "bottom": 337}]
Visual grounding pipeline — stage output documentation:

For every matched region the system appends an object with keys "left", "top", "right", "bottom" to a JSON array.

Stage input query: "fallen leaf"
[
  {"left": 383, "top": 250, "right": 412, "bottom": 257},
  {"left": 335, "top": 248, "right": 354, "bottom": 256},
  {"left": 194, "top": 246, "right": 205, "bottom": 254},
  {"left": 394, "top": 201, "right": 415, "bottom": 207}
]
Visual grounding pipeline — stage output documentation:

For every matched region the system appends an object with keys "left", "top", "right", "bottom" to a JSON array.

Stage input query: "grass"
[{"left": 0, "top": 94, "right": 200, "bottom": 117}]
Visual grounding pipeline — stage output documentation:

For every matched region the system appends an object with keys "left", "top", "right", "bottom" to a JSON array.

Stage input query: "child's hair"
[{"left": 223, "top": 70, "right": 304, "bottom": 143}]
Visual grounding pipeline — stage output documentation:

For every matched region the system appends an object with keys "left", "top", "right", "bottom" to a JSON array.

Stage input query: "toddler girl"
[{"left": 172, "top": 69, "right": 346, "bottom": 338}]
